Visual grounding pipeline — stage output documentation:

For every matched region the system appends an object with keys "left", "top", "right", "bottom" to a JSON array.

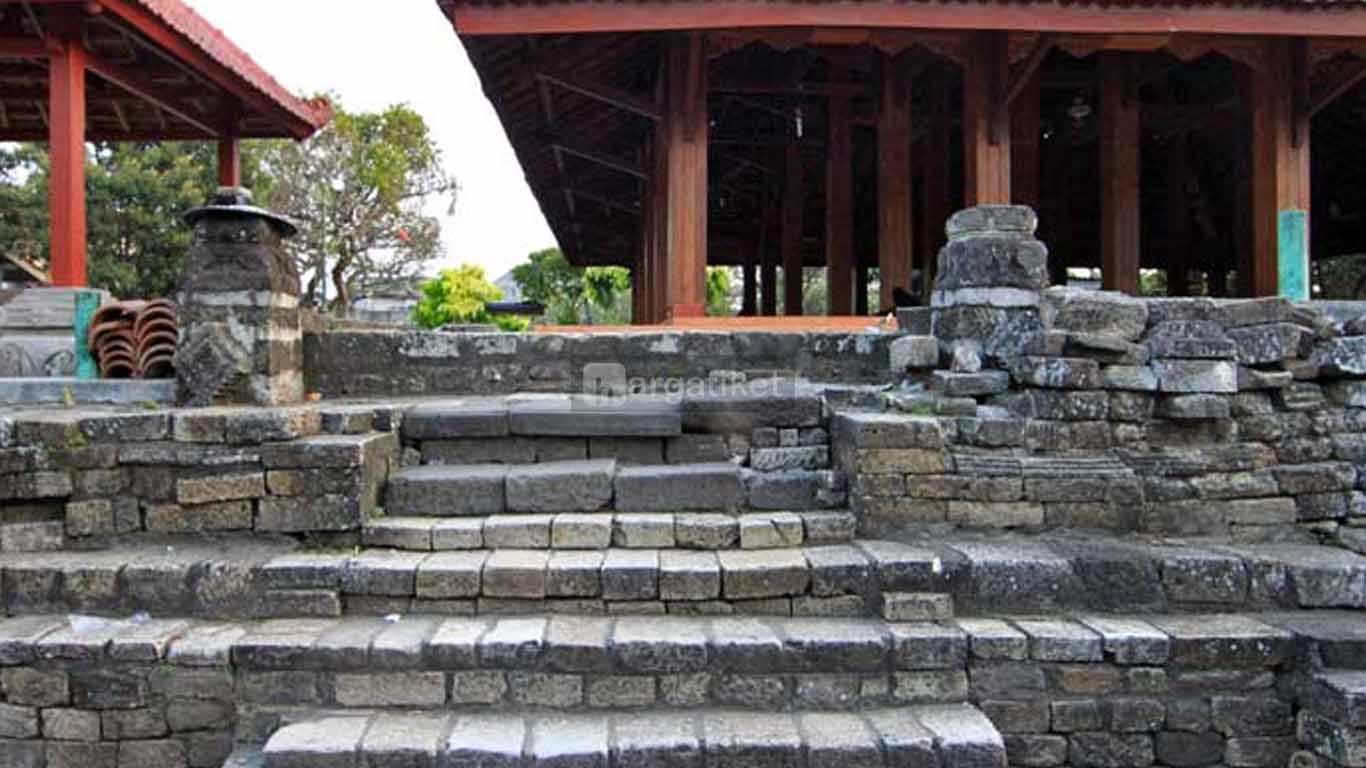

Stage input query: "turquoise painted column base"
[
  {"left": 1278, "top": 209, "right": 1309, "bottom": 301},
  {"left": 73, "top": 289, "right": 101, "bottom": 380}
]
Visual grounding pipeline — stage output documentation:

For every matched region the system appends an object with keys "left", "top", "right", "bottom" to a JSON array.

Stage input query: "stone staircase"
[{"left": 5, "top": 388, "right": 1366, "bottom": 768}]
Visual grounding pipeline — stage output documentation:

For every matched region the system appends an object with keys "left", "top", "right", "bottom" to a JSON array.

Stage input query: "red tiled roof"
[{"left": 116, "top": 0, "right": 332, "bottom": 137}]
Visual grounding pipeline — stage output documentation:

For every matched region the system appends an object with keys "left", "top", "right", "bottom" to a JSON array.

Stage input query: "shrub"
[{"left": 412, "top": 265, "right": 530, "bottom": 332}]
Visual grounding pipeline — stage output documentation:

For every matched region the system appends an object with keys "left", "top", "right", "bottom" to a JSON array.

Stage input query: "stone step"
[
  {"left": 261, "top": 706, "right": 1006, "bottom": 768},
  {"left": 614, "top": 462, "right": 745, "bottom": 512},
  {"left": 6, "top": 533, "right": 1365, "bottom": 620},
  {"left": 362, "top": 510, "right": 857, "bottom": 551},
  {"left": 386, "top": 461, "right": 822, "bottom": 517},
  {"left": 402, "top": 394, "right": 683, "bottom": 441}
]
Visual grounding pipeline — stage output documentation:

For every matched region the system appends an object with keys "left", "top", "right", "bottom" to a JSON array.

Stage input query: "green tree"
[
  {"left": 413, "top": 264, "right": 528, "bottom": 331},
  {"left": 706, "top": 267, "right": 734, "bottom": 316},
  {"left": 0, "top": 141, "right": 256, "bottom": 298},
  {"left": 258, "top": 98, "right": 458, "bottom": 312},
  {"left": 511, "top": 247, "right": 630, "bottom": 324}
]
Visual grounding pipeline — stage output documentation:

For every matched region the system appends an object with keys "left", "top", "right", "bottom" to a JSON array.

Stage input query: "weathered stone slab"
[
  {"left": 1040, "top": 287, "right": 1148, "bottom": 341},
  {"left": 506, "top": 460, "right": 614, "bottom": 513},
  {"left": 614, "top": 463, "right": 743, "bottom": 512}
]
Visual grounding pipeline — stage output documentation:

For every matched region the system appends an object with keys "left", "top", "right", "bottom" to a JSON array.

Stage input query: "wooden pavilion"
[
  {"left": 439, "top": 0, "right": 1366, "bottom": 322},
  {"left": 0, "top": 0, "right": 331, "bottom": 288}
]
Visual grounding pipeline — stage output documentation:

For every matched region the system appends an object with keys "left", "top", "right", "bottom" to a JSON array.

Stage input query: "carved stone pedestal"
[
  {"left": 930, "top": 205, "right": 1048, "bottom": 367},
  {"left": 175, "top": 187, "right": 303, "bottom": 406}
]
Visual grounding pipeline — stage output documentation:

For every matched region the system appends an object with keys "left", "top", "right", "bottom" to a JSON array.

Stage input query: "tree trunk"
[{"left": 330, "top": 261, "right": 350, "bottom": 317}]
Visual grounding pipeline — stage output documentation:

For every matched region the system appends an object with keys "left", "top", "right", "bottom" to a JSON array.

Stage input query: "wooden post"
[
  {"left": 878, "top": 53, "right": 914, "bottom": 312},
  {"left": 919, "top": 69, "right": 952, "bottom": 302},
  {"left": 741, "top": 247, "right": 757, "bottom": 316},
  {"left": 217, "top": 138, "right": 242, "bottom": 187},
  {"left": 963, "top": 31, "right": 1011, "bottom": 206},
  {"left": 782, "top": 144, "right": 805, "bottom": 315},
  {"left": 855, "top": 265, "right": 870, "bottom": 315},
  {"left": 1011, "top": 71, "right": 1041, "bottom": 209},
  {"left": 651, "top": 120, "right": 670, "bottom": 322},
  {"left": 826, "top": 62, "right": 855, "bottom": 316},
  {"left": 760, "top": 192, "right": 778, "bottom": 316},
  {"left": 48, "top": 19, "right": 88, "bottom": 288},
  {"left": 1166, "top": 132, "right": 1192, "bottom": 297},
  {"left": 1249, "top": 39, "right": 1311, "bottom": 299},
  {"left": 1100, "top": 52, "right": 1141, "bottom": 295},
  {"left": 664, "top": 32, "right": 709, "bottom": 319}
]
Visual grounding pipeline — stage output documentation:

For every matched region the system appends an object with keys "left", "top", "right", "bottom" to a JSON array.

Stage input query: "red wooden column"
[
  {"left": 877, "top": 53, "right": 914, "bottom": 311},
  {"left": 218, "top": 138, "right": 242, "bottom": 187},
  {"left": 663, "top": 32, "right": 709, "bottom": 320},
  {"left": 919, "top": 69, "right": 952, "bottom": 301},
  {"left": 1100, "top": 52, "right": 1141, "bottom": 294},
  {"left": 1249, "top": 38, "right": 1311, "bottom": 299},
  {"left": 650, "top": 121, "right": 670, "bottom": 323},
  {"left": 48, "top": 21, "right": 88, "bottom": 288},
  {"left": 781, "top": 144, "right": 805, "bottom": 315},
  {"left": 825, "top": 62, "right": 855, "bottom": 315},
  {"left": 963, "top": 31, "right": 1011, "bottom": 205}
]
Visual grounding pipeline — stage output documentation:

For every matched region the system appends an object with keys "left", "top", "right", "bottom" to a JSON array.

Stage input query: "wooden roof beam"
[
  {"left": 569, "top": 187, "right": 640, "bottom": 215},
  {"left": 1006, "top": 33, "right": 1053, "bottom": 106},
  {"left": 1309, "top": 58, "right": 1366, "bottom": 118},
  {"left": 537, "top": 70, "right": 660, "bottom": 122},
  {"left": 551, "top": 139, "right": 646, "bottom": 180},
  {"left": 85, "top": 49, "right": 218, "bottom": 136},
  {"left": 451, "top": 1, "right": 1366, "bottom": 39},
  {"left": 0, "top": 37, "right": 45, "bottom": 58}
]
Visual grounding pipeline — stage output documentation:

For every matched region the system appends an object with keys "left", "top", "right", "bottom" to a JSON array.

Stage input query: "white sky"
[{"left": 184, "top": 0, "right": 557, "bottom": 281}]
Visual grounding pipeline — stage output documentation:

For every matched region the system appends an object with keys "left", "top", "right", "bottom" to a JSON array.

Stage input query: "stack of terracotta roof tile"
[{"left": 88, "top": 299, "right": 177, "bottom": 379}]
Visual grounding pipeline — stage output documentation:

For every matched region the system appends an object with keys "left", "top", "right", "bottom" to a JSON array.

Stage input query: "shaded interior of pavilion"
[{"left": 462, "top": 30, "right": 1366, "bottom": 322}]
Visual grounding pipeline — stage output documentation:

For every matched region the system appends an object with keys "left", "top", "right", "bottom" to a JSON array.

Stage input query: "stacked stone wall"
[
  {"left": 0, "top": 405, "right": 397, "bottom": 552},
  {"left": 302, "top": 329, "right": 897, "bottom": 397}
]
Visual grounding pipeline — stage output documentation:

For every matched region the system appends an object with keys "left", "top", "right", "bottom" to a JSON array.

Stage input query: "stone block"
[
  {"left": 1146, "top": 320, "right": 1237, "bottom": 359},
  {"left": 674, "top": 514, "right": 739, "bottom": 549},
  {"left": 1012, "top": 357, "right": 1102, "bottom": 389},
  {"left": 482, "top": 550, "right": 549, "bottom": 598},
  {"left": 1041, "top": 287, "right": 1148, "bottom": 340},
  {"left": 1228, "top": 323, "right": 1312, "bottom": 365},
  {"left": 403, "top": 397, "right": 509, "bottom": 439},
  {"left": 1152, "top": 360, "right": 1238, "bottom": 393},
  {"left": 1103, "top": 365, "right": 1160, "bottom": 391},
  {"left": 614, "top": 463, "right": 742, "bottom": 512},
  {"left": 386, "top": 464, "right": 507, "bottom": 516},
  {"left": 933, "top": 370, "right": 1011, "bottom": 397},
  {"left": 719, "top": 549, "right": 809, "bottom": 599},
  {"left": 891, "top": 335, "right": 940, "bottom": 371},
  {"left": 601, "top": 550, "right": 658, "bottom": 600},
  {"left": 613, "top": 513, "right": 676, "bottom": 548},
  {"left": 507, "top": 460, "right": 614, "bottom": 513},
  {"left": 1157, "top": 394, "right": 1231, "bottom": 420}
]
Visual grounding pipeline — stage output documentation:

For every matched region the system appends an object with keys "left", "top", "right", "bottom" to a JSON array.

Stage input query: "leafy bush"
[{"left": 412, "top": 265, "right": 529, "bottom": 332}]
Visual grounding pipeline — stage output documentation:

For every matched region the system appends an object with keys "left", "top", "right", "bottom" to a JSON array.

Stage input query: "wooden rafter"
[
  {"left": 1310, "top": 58, "right": 1366, "bottom": 118},
  {"left": 85, "top": 50, "right": 217, "bottom": 135},
  {"left": 1006, "top": 33, "right": 1053, "bottom": 106},
  {"left": 551, "top": 139, "right": 647, "bottom": 180},
  {"left": 536, "top": 70, "right": 660, "bottom": 121}
]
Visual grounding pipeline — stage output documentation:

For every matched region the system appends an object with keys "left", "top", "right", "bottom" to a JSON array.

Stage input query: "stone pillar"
[
  {"left": 175, "top": 187, "right": 303, "bottom": 406},
  {"left": 930, "top": 205, "right": 1047, "bottom": 371}
]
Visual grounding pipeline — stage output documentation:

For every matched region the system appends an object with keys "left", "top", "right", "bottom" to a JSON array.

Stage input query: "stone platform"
[{"left": 10, "top": 205, "right": 1366, "bottom": 766}]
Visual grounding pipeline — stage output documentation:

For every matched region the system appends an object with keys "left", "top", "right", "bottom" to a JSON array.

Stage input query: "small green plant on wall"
[{"left": 413, "top": 264, "right": 530, "bottom": 332}]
